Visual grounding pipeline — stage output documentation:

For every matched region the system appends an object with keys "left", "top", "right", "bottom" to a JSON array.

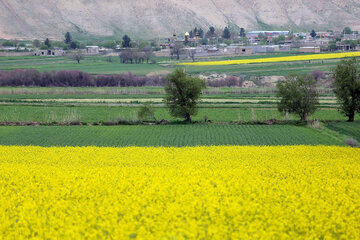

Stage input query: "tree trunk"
[
  {"left": 348, "top": 111, "right": 355, "bottom": 122},
  {"left": 300, "top": 113, "right": 307, "bottom": 122},
  {"left": 185, "top": 113, "right": 192, "bottom": 123},
  {"left": 77, "top": 60, "right": 80, "bottom": 64}
]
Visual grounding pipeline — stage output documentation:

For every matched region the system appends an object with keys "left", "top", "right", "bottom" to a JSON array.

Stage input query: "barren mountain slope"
[{"left": 0, "top": 0, "right": 360, "bottom": 39}]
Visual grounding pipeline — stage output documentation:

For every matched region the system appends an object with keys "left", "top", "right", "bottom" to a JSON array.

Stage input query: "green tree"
[
  {"left": 122, "top": 35, "right": 131, "bottom": 48},
  {"left": 239, "top": 28, "right": 246, "bottom": 38},
  {"left": 329, "top": 41, "right": 337, "bottom": 51},
  {"left": 164, "top": 69, "right": 206, "bottom": 123},
  {"left": 198, "top": 28, "right": 204, "bottom": 38},
  {"left": 64, "top": 32, "right": 72, "bottom": 44},
  {"left": 32, "top": 39, "right": 40, "bottom": 48},
  {"left": 343, "top": 27, "right": 353, "bottom": 34},
  {"left": 70, "top": 41, "right": 78, "bottom": 49},
  {"left": 277, "top": 75, "right": 319, "bottom": 121},
  {"left": 2, "top": 40, "right": 15, "bottom": 47},
  {"left": 273, "top": 35, "right": 285, "bottom": 44},
  {"left": 333, "top": 58, "right": 360, "bottom": 122},
  {"left": 222, "top": 27, "right": 231, "bottom": 39},
  {"left": 310, "top": 30, "right": 317, "bottom": 38},
  {"left": 44, "top": 38, "right": 51, "bottom": 48}
]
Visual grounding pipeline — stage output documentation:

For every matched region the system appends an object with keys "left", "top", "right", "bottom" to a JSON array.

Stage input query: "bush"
[
  {"left": 0, "top": 70, "right": 166, "bottom": 87},
  {"left": 137, "top": 104, "right": 156, "bottom": 122}
]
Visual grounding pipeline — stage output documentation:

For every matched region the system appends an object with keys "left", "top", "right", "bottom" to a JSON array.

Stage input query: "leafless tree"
[
  {"left": 72, "top": 50, "right": 84, "bottom": 64},
  {"left": 187, "top": 48, "right": 196, "bottom": 62},
  {"left": 171, "top": 42, "right": 184, "bottom": 60}
]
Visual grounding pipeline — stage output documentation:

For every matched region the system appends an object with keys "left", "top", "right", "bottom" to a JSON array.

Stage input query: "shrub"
[{"left": 137, "top": 104, "right": 157, "bottom": 122}]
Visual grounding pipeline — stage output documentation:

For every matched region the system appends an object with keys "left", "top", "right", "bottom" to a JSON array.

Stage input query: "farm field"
[
  {"left": 327, "top": 121, "right": 360, "bottom": 141},
  {"left": 180, "top": 51, "right": 360, "bottom": 66},
  {"left": 0, "top": 105, "right": 352, "bottom": 123},
  {"left": 1, "top": 53, "right": 359, "bottom": 76},
  {"left": 1, "top": 145, "right": 359, "bottom": 239},
  {"left": 0, "top": 124, "right": 346, "bottom": 146}
]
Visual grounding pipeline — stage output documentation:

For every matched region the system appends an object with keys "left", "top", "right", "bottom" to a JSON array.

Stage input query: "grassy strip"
[{"left": 0, "top": 105, "right": 350, "bottom": 123}]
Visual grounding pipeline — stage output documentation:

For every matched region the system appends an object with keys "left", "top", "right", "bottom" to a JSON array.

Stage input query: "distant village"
[{"left": 1, "top": 27, "right": 360, "bottom": 60}]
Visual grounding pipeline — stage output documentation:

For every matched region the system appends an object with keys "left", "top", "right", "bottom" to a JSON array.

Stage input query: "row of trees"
[
  {"left": 119, "top": 48, "right": 154, "bottom": 64},
  {"left": 274, "top": 58, "right": 360, "bottom": 122},
  {"left": 0, "top": 69, "right": 166, "bottom": 87},
  {"left": 164, "top": 58, "right": 360, "bottom": 123}
]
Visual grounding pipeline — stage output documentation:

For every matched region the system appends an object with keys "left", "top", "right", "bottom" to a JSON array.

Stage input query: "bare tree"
[
  {"left": 171, "top": 42, "right": 184, "bottom": 60},
  {"left": 187, "top": 48, "right": 196, "bottom": 62},
  {"left": 72, "top": 50, "right": 84, "bottom": 64},
  {"left": 143, "top": 46, "right": 154, "bottom": 63}
]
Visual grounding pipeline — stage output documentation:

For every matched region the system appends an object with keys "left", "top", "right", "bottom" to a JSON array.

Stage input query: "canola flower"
[
  {"left": 0, "top": 145, "right": 360, "bottom": 239},
  {"left": 179, "top": 51, "right": 360, "bottom": 66}
]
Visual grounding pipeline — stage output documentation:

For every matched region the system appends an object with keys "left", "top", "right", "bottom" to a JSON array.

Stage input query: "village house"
[
  {"left": 300, "top": 46, "right": 321, "bottom": 53},
  {"left": 33, "top": 49, "right": 65, "bottom": 56},
  {"left": 85, "top": 46, "right": 99, "bottom": 55}
]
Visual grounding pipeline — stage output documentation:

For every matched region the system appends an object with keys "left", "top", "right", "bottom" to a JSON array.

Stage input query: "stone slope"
[{"left": 0, "top": 0, "right": 360, "bottom": 39}]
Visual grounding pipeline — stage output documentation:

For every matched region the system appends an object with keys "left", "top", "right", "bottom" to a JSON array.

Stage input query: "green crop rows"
[{"left": 0, "top": 125, "right": 345, "bottom": 147}]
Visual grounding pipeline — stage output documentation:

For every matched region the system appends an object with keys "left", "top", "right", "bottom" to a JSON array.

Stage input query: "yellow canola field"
[
  {"left": 179, "top": 51, "right": 360, "bottom": 66},
  {"left": 1, "top": 146, "right": 360, "bottom": 239}
]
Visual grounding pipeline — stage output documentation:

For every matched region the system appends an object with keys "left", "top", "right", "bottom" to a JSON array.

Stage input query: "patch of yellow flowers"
[
  {"left": 1, "top": 145, "right": 360, "bottom": 239},
  {"left": 179, "top": 51, "right": 360, "bottom": 66}
]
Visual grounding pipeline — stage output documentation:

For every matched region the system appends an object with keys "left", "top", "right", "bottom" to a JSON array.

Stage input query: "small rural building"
[
  {"left": 279, "top": 45, "right": 291, "bottom": 51},
  {"left": 85, "top": 46, "right": 99, "bottom": 54},
  {"left": 33, "top": 49, "right": 65, "bottom": 56},
  {"left": 300, "top": 47, "right": 320, "bottom": 53},
  {"left": 207, "top": 47, "right": 218, "bottom": 53},
  {"left": 224, "top": 46, "right": 253, "bottom": 55},
  {"left": 251, "top": 45, "right": 279, "bottom": 53}
]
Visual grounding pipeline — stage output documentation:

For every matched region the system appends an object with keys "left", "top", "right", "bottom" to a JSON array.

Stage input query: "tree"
[
  {"left": 122, "top": 35, "right": 131, "bottom": 48},
  {"left": 44, "top": 38, "right": 51, "bottom": 48},
  {"left": 277, "top": 75, "right": 319, "bottom": 121},
  {"left": 64, "top": 32, "right": 72, "bottom": 44},
  {"left": 222, "top": 27, "right": 231, "bottom": 39},
  {"left": 198, "top": 28, "right": 204, "bottom": 38},
  {"left": 239, "top": 28, "right": 246, "bottom": 38},
  {"left": 72, "top": 50, "right": 84, "bottom": 64},
  {"left": 170, "top": 42, "right": 183, "bottom": 60},
  {"left": 164, "top": 69, "right": 206, "bottom": 123},
  {"left": 329, "top": 41, "right": 337, "bottom": 51},
  {"left": 137, "top": 103, "right": 157, "bottom": 122},
  {"left": 32, "top": 39, "right": 40, "bottom": 48},
  {"left": 187, "top": 48, "right": 196, "bottom": 62},
  {"left": 333, "top": 58, "right": 360, "bottom": 122},
  {"left": 273, "top": 35, "right": 285, "bottom": 44},
  {"left": 206, "top": 26, "right": 216, "bottom": 38},
  {"left": 143, "top": 46, "right": 154, "bottom": 63},
  {"left": 70, "top": 41, "right": 78, "bottom": 49},
  {"left": 343, "top": 27, "right": 353, "bottom": 34},
  {"left": 310, "top": 30, "right": 317, "bottom": 38}
]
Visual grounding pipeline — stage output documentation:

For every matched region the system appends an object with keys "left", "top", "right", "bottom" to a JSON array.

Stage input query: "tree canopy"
[
  {"left": 122, "top": 35, "right": 132, "bottom": 48},
  {"left": 310, "top": 30, "right": 317, "bottom": 38},
  {"left": 277, "top": 75, "right": 319, "bottom": 121},
  {"left": 333, "top": 58, "right": 360, "bottom": 122},
  {"left": 64, "top": 32, "right": 72, "bottom": 44},
  {"left": 222, "top": 27, "right": 231, "bottom": 39},
  {"left": 164, "top": 69, "right": 206, "bottom": 123}
]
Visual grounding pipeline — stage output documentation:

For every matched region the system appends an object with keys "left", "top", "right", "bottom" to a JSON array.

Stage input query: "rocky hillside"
[{"left": 1, "top": 0, "right": 360, "bottom": 40}]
